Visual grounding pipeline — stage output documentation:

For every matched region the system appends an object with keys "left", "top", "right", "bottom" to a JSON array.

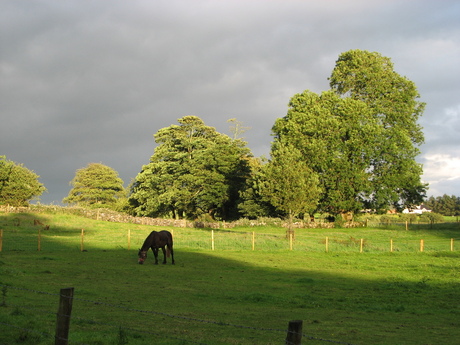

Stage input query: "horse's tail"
[{"left": 166, "top": 247, "right": 171, "bottom": 258}]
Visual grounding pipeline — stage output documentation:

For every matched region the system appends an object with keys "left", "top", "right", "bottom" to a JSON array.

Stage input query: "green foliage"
[
  {"left": 419, "top": 212, "right": 445, "bottom": 224},
  {"left": 0, "top": 156, "right": 46, "bottom": 206},
  {"left": 330, "top": 49, "right": 427, "bottom": 210},
  {"left": 425, "top": 194, "right": 460, "bottom": 216},
  {"left": 129, "top": 116, "right": 251, "bottom": 220},
  {"left": 259, "top": 144, "right": 321, "bottom": 223},
  {"left": 63, "top": 163, "right": 125, "bottom": 209},
  {"left": 272, "top": 90, "right": 377, "bottom": 215},
  {"left": 272, "top": 50, "right": 426, "bottom": 215}
]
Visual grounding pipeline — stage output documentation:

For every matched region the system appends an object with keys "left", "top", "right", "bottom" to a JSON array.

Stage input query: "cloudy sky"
[{"left": 1, "top": 0, "right": 459, "bottom": 205}]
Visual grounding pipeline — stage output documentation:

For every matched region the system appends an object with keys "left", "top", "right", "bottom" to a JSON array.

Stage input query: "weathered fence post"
[
  {"left": 325, "top": 236, "right": 328, "bottom": 253},
  {"left": 55, "top": 287, "right": 74, "bottom": 345},
  {"left": 211, "top": 230, "right": 215, "bottom": 251},
  {"left": 360, "top": 238, "right": 364, "bottom": 253},
  {"left": 286, "top": 320, "right": 303, "bottom": 345},
  {"left": 420, "top": 239, "right": 424, "bottom": 252},
  {"left": 451, "top": 238, "right": 454, "bottom": 252},
  {"left": 80, "top": 229, "right": 84, "bottom": 252}
]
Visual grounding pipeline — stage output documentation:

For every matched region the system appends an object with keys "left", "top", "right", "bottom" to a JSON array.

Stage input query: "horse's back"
[{"left": 155, "top": 230, "right": 171, "bottom": 246}]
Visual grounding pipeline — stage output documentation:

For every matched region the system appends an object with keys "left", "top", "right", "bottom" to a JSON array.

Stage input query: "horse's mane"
[{"left": 140, "top": 231, "right": 156, "bottom": 251}]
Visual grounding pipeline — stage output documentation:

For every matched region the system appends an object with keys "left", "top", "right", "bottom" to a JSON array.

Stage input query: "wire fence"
[
  {"left": 0, "top": 284, "right": 355, "bottom": 345},
  {"left": 0, "top": 226, "right": 459, "bottom": 254}
]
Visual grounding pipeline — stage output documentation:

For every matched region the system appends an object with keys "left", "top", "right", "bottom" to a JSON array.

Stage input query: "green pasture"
[{"left": 1, "top": 210, "right": 460, "bottom": 344}]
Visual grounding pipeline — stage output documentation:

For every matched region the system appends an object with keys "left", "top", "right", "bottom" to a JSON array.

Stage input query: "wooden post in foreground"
[
  {"left": 80, "top": 229, "right": 84, "bottom": 252},
  {"left": 127, "top": 229, "right": 131, "bottom": 251},
  {"left": 325, "top": 236, "right": 328, "bottom": 253},
  {"left": 451, "top": 238, "right": 454, "bottom": 252},
  {"left": 55, "top": 287, "right": 74, "bottom": 345},
  {"left": 420, "top": 239, "right": 424, "bottom": 252},
  {"left": 286, "top": 320, "right": 303, "bottom": 345}
]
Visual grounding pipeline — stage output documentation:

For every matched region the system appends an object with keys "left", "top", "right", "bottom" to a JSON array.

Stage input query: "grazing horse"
[{"left": 138, "top": 230, "right": 175, "bottom": 265}]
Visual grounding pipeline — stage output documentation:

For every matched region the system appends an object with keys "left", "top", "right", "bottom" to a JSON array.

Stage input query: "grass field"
[{"left": 1, "top": 210, "right": 460, "bottom": 344}]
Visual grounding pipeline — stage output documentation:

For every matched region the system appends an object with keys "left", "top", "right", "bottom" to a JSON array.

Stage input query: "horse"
[{"left": 138, "top": 230, "right": 175, "bottom": 265}]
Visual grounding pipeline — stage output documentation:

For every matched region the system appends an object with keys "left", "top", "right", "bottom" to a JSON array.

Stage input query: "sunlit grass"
[{"left": 1, "top": 210, "right": 460, "bottom": 344}]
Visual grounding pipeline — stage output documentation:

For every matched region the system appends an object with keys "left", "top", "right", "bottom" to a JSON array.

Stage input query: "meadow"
[{"left": 0, "top": 210, "right": 460, "bottom": 344}]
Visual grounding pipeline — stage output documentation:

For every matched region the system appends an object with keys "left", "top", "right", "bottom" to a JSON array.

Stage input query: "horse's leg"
[
  {"left": 161, "top": 246, "right": 167, "bottom": 264},
  {"left": 152, "top": 247, "right": 159, "bottom": 265},
  {"left": 169, "top": 244, "right": 175, "bottom": 265}
]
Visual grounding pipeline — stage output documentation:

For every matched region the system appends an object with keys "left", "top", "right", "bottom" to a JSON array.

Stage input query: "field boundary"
[{"left": 0, "top": 284, "right": 355, "bottom": 345}]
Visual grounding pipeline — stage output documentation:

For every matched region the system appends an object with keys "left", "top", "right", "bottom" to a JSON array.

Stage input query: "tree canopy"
[
  {"left": 63, "top": 163, "right": 125, "bottom": 209},
  {"left": 271, "top": 49, "right": 426, "bottom": 215},
  {"left": 0, "top": 156, "right": 46, "bottom": 206},
  {"left": 129, "top": 116, "right": 251, "bottom": 220},
  {"left": 260, "top": 143, "right": 321, "bottom": 223}
]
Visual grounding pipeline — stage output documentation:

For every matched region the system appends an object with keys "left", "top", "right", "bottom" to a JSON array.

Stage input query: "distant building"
[{"left": 402, "top": 204, "right": 432, "bottom": 214}]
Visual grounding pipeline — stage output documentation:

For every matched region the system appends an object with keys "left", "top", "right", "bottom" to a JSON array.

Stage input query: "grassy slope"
[{"left": 0, "top": 211, "right": 460, "bottom": 344}]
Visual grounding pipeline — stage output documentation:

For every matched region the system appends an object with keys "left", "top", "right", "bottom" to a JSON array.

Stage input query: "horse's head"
[{"left": 138, "top": 249, "right": 147, "bottom": 264}]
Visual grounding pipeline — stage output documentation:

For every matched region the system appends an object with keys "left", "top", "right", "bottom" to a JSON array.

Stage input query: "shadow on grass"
[{"left": 1, "top": 211, "right": 460, "bottom": 344}]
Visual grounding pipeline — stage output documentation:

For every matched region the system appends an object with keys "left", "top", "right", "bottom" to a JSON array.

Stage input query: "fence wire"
[{"left": 0, "top": 284, "right": 356, "bottom": 345}]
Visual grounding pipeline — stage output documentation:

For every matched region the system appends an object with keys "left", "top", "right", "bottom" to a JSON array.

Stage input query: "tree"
[
  {"left": 329, "top": 49, "right": 426, "bottom": 211},
  {"left": 63, "top": 163, "right": 125, "bottom": 209},
  {"left": 259, "top": 143, "right": 321, "bottom": 228},
  {"left": 129, "top": 116, "right": 251, "bottom": 220},
  {"left": 0, "top": 156, "right": 46, "bottom": 206},
  {"left": 425, "top": 194, "right": 459, "bottom": 216},
  {"left": 272, "top": 90, "right": 378, "bottom": 216},
  {"left": 272, "top": 50, "right": 426, "bottom": 216},
  {"left": 237, "top": 156, "right": 278, "bottom": 219}
]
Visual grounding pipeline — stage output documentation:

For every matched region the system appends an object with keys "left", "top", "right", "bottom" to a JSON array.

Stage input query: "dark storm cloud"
[{"left": 1, "top": 0, "right": 459, "bottom": 203}]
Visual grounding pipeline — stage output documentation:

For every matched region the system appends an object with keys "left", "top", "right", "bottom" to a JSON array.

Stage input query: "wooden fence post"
[
  {"left": 325, "top": 236, "right": 328, "bottom": 253},
  {"left": 360, "top": 239, "right": 364, "bottom": 253},
  {"left": 451, "top": 238, "right": 454, "bottom": 252},
  {"left": 211, "top": 230, "right": 215, "bottom": 251},
  {"left": 55, "top": 287, "right": 74, "bottom": 345},
  {"left": 420, "top": 239, "right": 424, "bottom": 252},
  {"left": 285, "top": 320, "right": 303, "bottom": 345},
  {"left": 390, "top": 239, "right": 393, "bottom": 253},
  {"left": 80, "top": 229, "right": 84, "bottom": 252},
  {"left": 289, "top": 233, "right": 293, "bottom": 251}
]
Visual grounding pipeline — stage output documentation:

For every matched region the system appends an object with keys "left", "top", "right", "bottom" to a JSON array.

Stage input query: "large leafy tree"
[
  {"left": 272, "top": 50, "right": 426, "bottom": 215},
  {"left": 0, "top": 156, "right": 46, "bottom": 206},
  {"left": 329, "top": 49, "right": 426, "bottom": 211},
  {"left": 129, "top": 116, "right": 251, "bottom": 220},
  {"left": 272, "top": 91, "right": 378, "bottom": 215},
  {"left": 63, "top": 163, "right": 125, "bottom": 209}
]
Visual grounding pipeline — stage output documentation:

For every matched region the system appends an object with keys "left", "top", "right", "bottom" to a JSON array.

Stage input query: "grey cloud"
[{"left": 1, "top": 0, "right": 460, "bottom": 203}]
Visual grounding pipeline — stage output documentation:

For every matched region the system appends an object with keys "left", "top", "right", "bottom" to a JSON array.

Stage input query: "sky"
[{"left": 1, "top": 0, "right": 460, "bottom": 205}]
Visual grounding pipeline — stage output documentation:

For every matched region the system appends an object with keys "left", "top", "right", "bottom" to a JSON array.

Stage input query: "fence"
[
  {"left": 0, "top": 227, "right": 458, "bottom": 254},
  {"left": 0, "top": 285, "right": 354, "bottom": 345}
]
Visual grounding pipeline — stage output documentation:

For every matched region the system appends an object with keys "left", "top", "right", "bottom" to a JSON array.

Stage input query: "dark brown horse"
[{"left": 138, "top": 230, "right": 175, "bottom": 265}]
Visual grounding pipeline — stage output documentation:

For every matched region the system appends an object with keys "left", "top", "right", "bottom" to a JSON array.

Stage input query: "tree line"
[{"left": 2, "top": 50, "right": 439, "bottom": 221}]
